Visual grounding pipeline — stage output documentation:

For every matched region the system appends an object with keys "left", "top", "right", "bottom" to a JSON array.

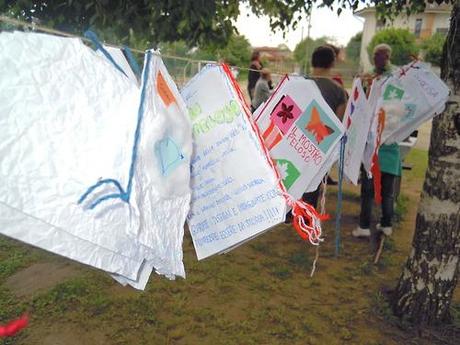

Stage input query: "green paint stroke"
[
  {"left": 383, "top": 84, "right": 405, "bottom": 101},
  {"left": 192, "top": 100, "right": 240, "bottom": 136},
  {"left": 188, "top": 103, "right": 202, "bottom": 121},
  {"left": 276, "top": 159, "right": 300, "bottom": 190}
]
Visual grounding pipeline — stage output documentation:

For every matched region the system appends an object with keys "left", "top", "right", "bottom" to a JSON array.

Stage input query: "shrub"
[
  {"left": 421, "top": 32, "right": 446, "bottom": 66},
  {"left": 367, "top": 28, "right": 419, "bottom": 66}
]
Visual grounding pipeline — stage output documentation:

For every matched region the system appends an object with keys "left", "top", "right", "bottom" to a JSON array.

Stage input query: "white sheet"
[
  {"left": 0, "top": 32, "right": 192, "bottom": 289},
  {"left": 254, "top": 76, "right": 345, "bottom": 198},
  {"left": 343, "top": 79, "right": 373, "bottom": 185},
  {"left": 181, "top": 65, "right": 286, "bottom": 260}
]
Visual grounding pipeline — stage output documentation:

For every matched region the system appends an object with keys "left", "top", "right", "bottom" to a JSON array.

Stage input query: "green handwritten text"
[{"left": 192, "top": 100, "right": 241, "bottom": 136}]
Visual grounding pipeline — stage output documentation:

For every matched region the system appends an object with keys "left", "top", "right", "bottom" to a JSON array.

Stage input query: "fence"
[{"left": 1, "top": 15, "right": 360, "bottom": 99}]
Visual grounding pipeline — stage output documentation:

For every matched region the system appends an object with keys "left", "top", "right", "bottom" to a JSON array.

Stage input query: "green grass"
[
  {"left": 370, "top": 291, "right": 401, "bottom": 325},
  {"left": 0, "top": 238, "right": 41, "bottom": 282},
  {"left": 395, "top": 193, "right": 409, "bottom": 223},
  {"left": 451, "top": 303, "right": 460, "bottom": 327},
  {"left": 30, "top": 274, "right": 114, "bottom": 317},
  {"left": 287, "top": 250, "right": 312, "bottom": 271},
  {"left": 2, "top": 147, "right": 457, "bottom": 344},
  {"left": 403, "top": 148, "right": 429, "bottom": 181}
]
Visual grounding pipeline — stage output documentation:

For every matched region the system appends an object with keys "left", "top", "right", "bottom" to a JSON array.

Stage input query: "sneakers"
[
  {"left": 377, "top": 223, "right": 393, "bottom": 236},
  {"left": 352, "top": 227, "right": 371, "bottom": 238}
]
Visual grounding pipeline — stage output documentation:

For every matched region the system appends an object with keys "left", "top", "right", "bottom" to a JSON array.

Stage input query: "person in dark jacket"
[
  {"left": 285, "top": 46, "right": 347, "bottom": 224},
  {"left": 302, "top": 45, "right": 347, "bottom": 208},
  {"left": 248, "top": 51, "right": 263, "bottom": 101}
]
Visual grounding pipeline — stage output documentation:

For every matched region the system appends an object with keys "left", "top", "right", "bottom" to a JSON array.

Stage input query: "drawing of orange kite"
[{"left": 305, "top": 106, "right": 334, "bottom": 144}]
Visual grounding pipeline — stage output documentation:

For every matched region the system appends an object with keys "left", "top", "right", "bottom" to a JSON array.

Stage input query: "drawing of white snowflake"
[{"left": 278, "top": 161, "right": 289, "bottom": 181}]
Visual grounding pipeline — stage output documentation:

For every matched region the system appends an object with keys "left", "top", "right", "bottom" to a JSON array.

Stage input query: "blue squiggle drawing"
[{"left": 78, "top": 51, "right": 152, "bottom": 210}]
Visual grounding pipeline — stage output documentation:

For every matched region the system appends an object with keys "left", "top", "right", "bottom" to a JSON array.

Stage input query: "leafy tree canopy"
[
  {"left": 421, "top": 32, "right": 446, "bottom": 66},
  {"left": 345, "top": 31, "right": 362, "bottom": 62},
  {"left": 367, "top": 28, "right": 419, "bottom": 66},
  {"left": 0, "top": 0, "right": 453, "bottom": 48},
  {"left": 158, "top": 34, "right": 251, "bottom": 67},
  {"left": 201, "top": 34, "right": 252, "bottom": 66},
  {"left": 293, "top": 36, "right": 331, "bottom": 72}
]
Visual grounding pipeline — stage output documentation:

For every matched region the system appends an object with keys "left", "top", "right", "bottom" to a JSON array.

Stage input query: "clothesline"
[{"left": 0, "top": 15, "right": 292, "bottom": 77}]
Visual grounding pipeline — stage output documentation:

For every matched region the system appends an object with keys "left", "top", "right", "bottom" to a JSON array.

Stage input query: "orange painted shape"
[
  {"left": 372, "top": 108, "right": 386, "bottom": 205},
  {"left": 156, "top": 71, "right": 176, "bottom": 106},
  {"left": 262, "top": 120, "right": 283, "bottom": 150},
  {"left": 306, "top": 107, "right": 333, "bottom": 144}
]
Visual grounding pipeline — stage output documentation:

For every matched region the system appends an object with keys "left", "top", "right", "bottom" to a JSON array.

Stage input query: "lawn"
[{"left": 1, "top": 148, "right": 459, "bottom": 345}]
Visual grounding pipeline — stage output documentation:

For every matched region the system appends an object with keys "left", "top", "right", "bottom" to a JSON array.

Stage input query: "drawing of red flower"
[{"left": 276, "top": 103, "right": 294, "bottom": 123}]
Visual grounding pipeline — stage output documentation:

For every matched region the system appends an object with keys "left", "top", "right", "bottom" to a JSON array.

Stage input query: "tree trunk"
[{"left": 392, "top": 1, "right": 460, "bottom": 325}]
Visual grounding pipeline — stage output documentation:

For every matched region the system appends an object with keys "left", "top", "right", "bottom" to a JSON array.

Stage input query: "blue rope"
[
  {"left": 84, "top": 30, "right": 128, "bottom": 78},
  {"left": 122, "top": 45, "right": 142, "bottom": 78},
  {"left": 125, "top": 51, "right": 152, "bottom": 200},
  {"left": 78, "top": 51, "right": 152, "bottom": 209},
  {"left": 335, "top": 135, "right": 347, "bottom": 257}
]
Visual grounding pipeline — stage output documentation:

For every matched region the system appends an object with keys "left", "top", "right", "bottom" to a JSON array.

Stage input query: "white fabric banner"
[
  {"left": 343, "top": 79, "right": 373, "bottom": 185},
  {"left": 362, "top": 62, "right": 449, "bottom": 176},
  {"left": 362, "top": 77, "right": 386, "bottom": 175},
  {"left": 380, "top": 62, "right": 449, "bottom": 144},
  {"left": 254, "top": 77, "right": 345, "bottom": 198},
  {"left": 97, "top": 45, "right": 139, "bottom": 85},
  {"left": 0, "top": 32, "right": 192, "bottom": 289},
  {"left": 112, "top": 50, "right": 193, "bottom": 289},
  {"left": 181, "top": 64, "right": 286, "bottom": 260}
]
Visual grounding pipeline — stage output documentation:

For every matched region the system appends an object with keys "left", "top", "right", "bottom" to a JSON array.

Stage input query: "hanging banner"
[
  {"left": 111, "top": 51, "right": 193, "bottom": 289},
  {"left": 0, "top": 31, "right": 141, "bottom": 279},
  {"left": 380, "top": 62, "right": 449, "bottom": 144},
  {"left": 362, "top": 62, "right": 449, "bottom": 176},
  {"left": 253, "top": 76, "right": 345, "bottom": 198},
  {"left": 362, "top": 76, "right": 387, "bottom": 175},
  {"left": 96, "top": 45, "right": 139, "bottom": 85},
  {"left": 181, "top": 64, "right": 286, "bottom": 260},
  {"left": 343, "top": 78, "right": 373, "bottom": 185},
  {"left": 0, "top": 32, "right": 192, "bottom": 290}
]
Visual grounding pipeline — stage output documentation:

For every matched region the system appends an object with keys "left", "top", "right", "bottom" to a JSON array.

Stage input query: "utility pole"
[{"left": 303, "top": 7, "right": 313, "bottom": 74}]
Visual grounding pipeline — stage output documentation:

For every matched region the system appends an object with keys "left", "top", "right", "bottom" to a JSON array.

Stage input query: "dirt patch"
[
  {"left": 107, "top": 281, "right": 141, "bottom": 299},
  {"left": 23, "top": 323, "right": 109, "bottom": 345},
  {"left": 4, "top": 261, "right": 80, "bottom": 298},
  {"left": 415, "top": 120, "right": 432, "bottom": 151}
]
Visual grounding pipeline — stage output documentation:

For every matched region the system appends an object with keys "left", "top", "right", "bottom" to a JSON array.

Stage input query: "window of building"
[
  {"left": 436, "top": 28, "right": 448, "bottom": 36},
  {"left": 376, "top": 18, "right": 385, "bottom": 31},
  {"left": 414, "top": 18, "right": 423, "bottom": 38}
]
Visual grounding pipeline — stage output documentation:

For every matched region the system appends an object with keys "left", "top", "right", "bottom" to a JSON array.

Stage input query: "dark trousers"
[
  {"left": 359, "top": 168, "right": 396, "bottom": 228},
  {"left": 248, "top": 87, "right": 255, "bottom": 101}
]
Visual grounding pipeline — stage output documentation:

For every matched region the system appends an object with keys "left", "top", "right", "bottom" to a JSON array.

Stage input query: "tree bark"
[{"left": 392, "top": 1, "right": 460, "bottom": 325}]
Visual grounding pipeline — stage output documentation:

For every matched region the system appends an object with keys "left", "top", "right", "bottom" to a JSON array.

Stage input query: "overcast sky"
[{"left": 235, "top": 4, "right": 365, "bottom": 50}]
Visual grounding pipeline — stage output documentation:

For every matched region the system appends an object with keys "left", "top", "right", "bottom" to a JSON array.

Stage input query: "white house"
[{"left": 355, "top": 3, "right": 451, "bottom": 71}]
